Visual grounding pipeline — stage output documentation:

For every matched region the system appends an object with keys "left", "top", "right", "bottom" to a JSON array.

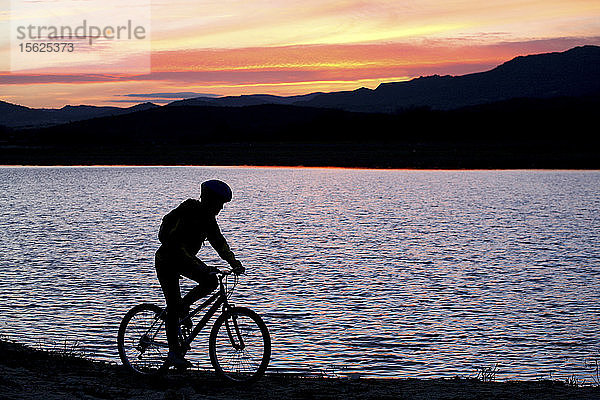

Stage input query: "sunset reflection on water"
[{"left": 0, "top": 167, "right": 598, "bottom": 380}]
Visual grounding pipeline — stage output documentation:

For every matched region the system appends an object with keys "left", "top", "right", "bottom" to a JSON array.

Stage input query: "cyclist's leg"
[
  {"left": 155, "top": 249, "right": 183, "bottom": 354},
  {"left": 180, "top": 257, "right": 218, "bottom": 307}
]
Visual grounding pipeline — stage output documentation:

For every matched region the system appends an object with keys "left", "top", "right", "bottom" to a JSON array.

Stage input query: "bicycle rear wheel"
[
  {"left": 117, "top": 303, "right": 168, "bottom": 375},
  {"left": 209, "top": 307, "right": 271, "bottom": 383}
]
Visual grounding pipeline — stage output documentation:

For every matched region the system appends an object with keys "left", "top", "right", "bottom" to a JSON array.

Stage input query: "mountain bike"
[{"left": 117, "top": 267, "right": 271, "bottom": 383}]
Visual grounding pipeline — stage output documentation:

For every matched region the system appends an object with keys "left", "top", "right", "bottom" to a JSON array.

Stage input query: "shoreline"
[
  {"left": 1, "top": 340, "right": 599, "bottom": 399},
  {"left": 1, "top": 164, "right": 599, "bottom": 171},
  {"left": 1, "top": 141, "right": 599, "bottom": 170}
]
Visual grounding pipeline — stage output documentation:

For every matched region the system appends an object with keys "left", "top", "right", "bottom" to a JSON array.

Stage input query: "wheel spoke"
[
  {"left": 209, "top": 308, "right": 271, "bottom": 383},
  {"left": 118, "top": 304, "right": 168, "bottom": 375}
]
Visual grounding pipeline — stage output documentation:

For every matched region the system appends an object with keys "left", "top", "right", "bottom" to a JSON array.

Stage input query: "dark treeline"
[{"left": 1, "top": 94, "right": 598, "bottom": 168}]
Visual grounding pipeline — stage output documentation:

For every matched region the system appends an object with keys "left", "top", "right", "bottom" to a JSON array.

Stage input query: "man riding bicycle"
[{"left": 155, "top": 179, "right": 244, "bottom": 368}]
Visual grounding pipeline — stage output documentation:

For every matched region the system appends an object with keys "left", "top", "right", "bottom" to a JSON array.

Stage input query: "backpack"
[
  {"left": 158, "top": 199, "right": 198, "bottom": 244},
  {"left": 158, "top": 207, "right": 181, "bottom": 244}
]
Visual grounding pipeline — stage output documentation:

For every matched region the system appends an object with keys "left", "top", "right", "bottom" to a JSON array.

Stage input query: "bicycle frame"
[
  {"left": 118, "top": 268, "right": 268, "bottom": 379},
  {"left": 178, "top": 274, "right": 232, "bottom": 349}
]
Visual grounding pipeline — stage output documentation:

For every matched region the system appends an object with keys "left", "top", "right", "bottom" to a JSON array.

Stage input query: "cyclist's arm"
[{"left": 206, "top": 218, "right": 239, "bottom": 266}]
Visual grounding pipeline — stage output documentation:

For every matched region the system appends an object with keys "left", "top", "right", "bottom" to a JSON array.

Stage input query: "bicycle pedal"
[
  {"left": 179, "top": 315, "right": 192, "bottom": 328},
  {"left": 180, "top": 325, "right": 192, "bottom": 343}
]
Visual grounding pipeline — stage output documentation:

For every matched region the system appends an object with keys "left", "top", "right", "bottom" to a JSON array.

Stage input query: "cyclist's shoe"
[{"left": 167, "top": 351, "right": 193, "bottom": 370}]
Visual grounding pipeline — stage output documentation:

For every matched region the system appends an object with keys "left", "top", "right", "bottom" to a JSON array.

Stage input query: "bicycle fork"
[{"left": 225, "top": 314, "right": 245, "bottom": 350}]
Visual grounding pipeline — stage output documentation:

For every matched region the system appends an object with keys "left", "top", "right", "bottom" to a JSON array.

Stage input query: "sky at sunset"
[{"left": 1, "top": 0, "right": 600, "bottom": 108}]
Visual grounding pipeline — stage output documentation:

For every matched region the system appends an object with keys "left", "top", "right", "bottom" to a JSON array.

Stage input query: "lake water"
[{"left": 1, "top": 167, "right": 599, "bottom": 381}]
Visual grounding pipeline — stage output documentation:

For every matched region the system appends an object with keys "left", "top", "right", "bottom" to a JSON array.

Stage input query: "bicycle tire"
[
  {"left": 209, "top": 307, "right": 271, "bottom": 384},
  {"left": 117, "top": 303, "right": 169, "bottom": 375}
]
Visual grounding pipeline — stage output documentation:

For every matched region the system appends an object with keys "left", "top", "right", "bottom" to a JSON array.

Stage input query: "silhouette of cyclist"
[{"left": 155, "top": 179, "right": 244, "bottom": 368}]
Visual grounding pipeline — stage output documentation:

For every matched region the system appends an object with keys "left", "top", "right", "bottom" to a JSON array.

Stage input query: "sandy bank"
[{"left": 1, "top": 340, "right": 599, "bottom": 400}]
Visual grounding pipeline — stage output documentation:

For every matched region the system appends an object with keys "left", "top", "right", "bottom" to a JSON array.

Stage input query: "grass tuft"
[{"left": 474, "top": 364, "right": 499, "bottom": 382}]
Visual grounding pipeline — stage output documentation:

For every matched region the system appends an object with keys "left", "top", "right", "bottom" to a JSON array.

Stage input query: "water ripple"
[{"left": 0, "top": 167, "right": 599, "bottom": 380}]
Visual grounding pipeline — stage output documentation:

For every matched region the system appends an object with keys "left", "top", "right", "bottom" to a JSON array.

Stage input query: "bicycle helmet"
[{"left": 201, "top": 180, "right": 232, "bottom": 203}]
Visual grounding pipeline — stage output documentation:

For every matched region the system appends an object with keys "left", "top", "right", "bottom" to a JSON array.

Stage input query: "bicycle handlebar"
[
  {"left": 216, "top": 266, "right": 233, "bottom": 275},
  {"left": 211, "top": 266, "right": 243, "bottom": 276}
]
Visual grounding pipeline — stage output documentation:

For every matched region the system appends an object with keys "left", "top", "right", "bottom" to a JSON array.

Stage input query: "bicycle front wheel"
[
  {"left": 209, "top": 307, "right": 271, "bottom": 383},
  {"left": 117, "top": 303, "right": 169, "bottom": 375}
]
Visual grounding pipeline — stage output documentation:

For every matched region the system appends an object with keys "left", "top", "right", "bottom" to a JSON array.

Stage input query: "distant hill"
[
  {"left": 2, "top": 91, "right": 599, "bottom": 167},
  {"left": 9, "top": 93, "right": 599, "bottom": 146},
  {"left": 2, "top": 45, "right": 599, "bottom": 168},
  {"left": 167, "top": 93, "right": 323, "bottom": 107},
  {"left": 166, "top": 45, "right": 600, "bottom": 112},
  {"left": 3, "top": 45, "right": 598, "bottom": 130},
  {"left": 293, "top": 45, "right": 600, "bottom": 112},
  {"left": 0, "top": 101, "right": 158, "bottom": 129}
]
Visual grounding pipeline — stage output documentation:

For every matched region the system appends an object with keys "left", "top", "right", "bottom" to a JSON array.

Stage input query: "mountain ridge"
[
  {"left": 1, "top": 45, "right": 599, "bottom": 128},
  {"left": 167, "top": 45, "right": 600, "bottom": 112},
  {"left": 295, "top": 45, "right": 600, "bottom": 112},
  {"left": 0, "top": 100, "right": 158, "bottom": 129}
]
